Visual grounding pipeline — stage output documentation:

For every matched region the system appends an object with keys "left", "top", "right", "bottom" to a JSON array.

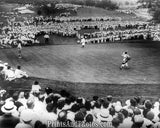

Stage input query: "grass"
[{"left": 0, "top": 41, "right": 160, "bottom": 101}]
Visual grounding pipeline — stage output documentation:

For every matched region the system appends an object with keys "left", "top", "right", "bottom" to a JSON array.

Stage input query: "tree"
[{"left": 138, "top": 0, "right": 160, "bottom": 23}]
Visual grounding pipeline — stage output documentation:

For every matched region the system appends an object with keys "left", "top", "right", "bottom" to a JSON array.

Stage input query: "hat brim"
[{"left": 1, "top": 105, "right": 17, "bottom": 113}]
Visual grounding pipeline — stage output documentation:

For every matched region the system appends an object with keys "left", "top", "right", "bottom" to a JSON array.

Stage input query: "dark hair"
[
  {"left": 74, "top": 112, "right": 84, "bottom": 122},
  {"left": 45, "top": 96, "right": 53, "bottom": 104},
  {"left": 7, "top": 66, "right": 11, "bottom": 69},
  {"left": 76, "top": 98, "right": 83, "bottom": 104},
  {"left": 130, "top": 99, "right": 137, "bottom": 107},
  {"left": 45, "top": 87, "right": 53, "bottom": 95},
  {"left": 94, "top": 101, "right": 101, "bottom": 108},
  {"left": 46, "top": 103, "right": 54, "bottom": 112},
  {"left": 85, "top": 101, "right": 91, "bottom": 111},
  {"left": 60, "top": 90, "right": 70, "bottom": 98},
  {"left": 109, "top": 107, "right": 116, "bottom": 116},
  {"left": 112, "top": 118, "right": 120, "bottom": 128},
  {"left": 85, "top": 114, "right": 93, "bottom": 123},
  {"left": 93, "top": 96, "right": 99, "bottom": 101},
  {"left": 17, "top": 65, "right": 21, "bottom": 69},
  {"left": 107, "top": 95, "right": 113, "bottom": 102},
  {"left": 34, "top": 121, "right": 43, "bottom": 128},
  {"left": 102, "top": 101, "right": 109, "bottom": 109},
  {"left": 120, "top": 109, "right": 128, "bottom": 118},
  {"left": 12, "top": 91, "right": 19, "bottom": 101},
  {"left": 70, "top": 104, "right": 80, "bottom": 113},
  {"left": 65, "top": 98, "right": 72, "bottom": 105},
  {"left": 58, "top": 110, "right": 67, "bottom": 122},
  {"left": 24, "top": 92, "right": 30, "bottom": 99},
  {"left": 34, "top": 81, "right": 39, "bottom": 85},
  {"left": 57, "top": 101, "right": 65, "bottom": 110}
]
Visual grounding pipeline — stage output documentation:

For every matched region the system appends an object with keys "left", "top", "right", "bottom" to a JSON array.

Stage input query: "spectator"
[
  {"left": 0, "top": 101, "right": 19, "bottom": 128},
  {"left": 14, "top": 65, "right": 28, "bottom": 79},
  {"left": 30, "top": 81, "right": 41, "bottom": 94}
]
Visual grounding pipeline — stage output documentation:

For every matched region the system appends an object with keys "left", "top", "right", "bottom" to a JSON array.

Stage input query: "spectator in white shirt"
[
  {"left": 30, "top": 81, "right": 41, "bottom": 94},
  {"left": 15, "top": 65, "right": 28, "bottom": 79},
  {"left": 4, "top": 66, "right": 15, "bottom": 81}
]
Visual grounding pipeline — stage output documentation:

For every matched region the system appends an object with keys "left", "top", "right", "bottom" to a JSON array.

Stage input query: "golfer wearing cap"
[
  {"left": 81, "top": 36, "right": 86, "bottom": 48},
  {"left": 120, "top": 51, "right": 131, "bottom": 70},
  {"left": 17, "top": 43, "right": 22, "bottom": 59}
]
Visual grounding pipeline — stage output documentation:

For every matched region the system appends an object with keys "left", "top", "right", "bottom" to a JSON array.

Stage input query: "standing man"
[
  {"left": 44, "top": 33, "right": 50, "bottom": 44},
  {"left": 81, "top": 36, "right": 86, "bottom": 48},
  {"left": 120, "top": 51, "right": 131, "bottom": 70},
  {"left": 17, "top": 42, "right": 22, "bottom": 59}
]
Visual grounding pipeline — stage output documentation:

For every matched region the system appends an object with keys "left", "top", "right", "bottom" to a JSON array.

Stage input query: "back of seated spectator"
[
  {"left": 30, "top": 81, "right": 41, "bottom": 94},
  {"left": 4, "top": 66, "right": 15, "bottom": 81},
  {"left": 15, "top": 65, "right": 28, "bottom": 79},
  {"left": 0, "top": 101, "right": 20, "bottom": 128}
]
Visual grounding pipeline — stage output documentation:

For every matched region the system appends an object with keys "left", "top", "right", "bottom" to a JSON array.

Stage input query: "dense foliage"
[{"left": 138, "top": 0, "right": 160, "bottom": 23}]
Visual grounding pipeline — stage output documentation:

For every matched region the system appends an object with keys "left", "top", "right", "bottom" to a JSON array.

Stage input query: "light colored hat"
[
  {"left": 134, "top": 115, "right": 144, "bottom": 123},
  {"left": 154, "top": 102, "right": 159, "bottom": 107},
  {"left": 125, "top": 99, "right": 131, "bottom": 106},
  {"left": 97, "top": 109, "right": 111, "bottom": 121},
  {"left": 115, "top": 105, "right": 122, "bottom": 112},
  {"left": 4, "top": 63, "right": 8, "bottom": 66},
  {"left": 20, "top": 110, "right": 33, "bottom": 122},
  {"left": 1, "top": 101, "right": 17, "bottom": 113}
]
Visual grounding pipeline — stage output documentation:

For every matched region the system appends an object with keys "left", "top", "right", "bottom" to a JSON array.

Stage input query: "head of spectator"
[
  {"left": 57, "top": 100, "right": 65, "bottom": 110},
  {"left": 34, "top": 121, "right": 43, "bottom": 128},
  {"left": 17, "top": 65, "right": 21, "bottom": 70},
  {"left": 24, "top": 92, "right": 30, "bottom": 99},
  {"left": 132, "top": 115, "right": 144, "bottom": 128},
  {"left": 1, "top": 101, "right": 17, "bottom": 115},
  {"left": 80, "top": 107, "right": 87, "bottom": 116},
  {"left": 93, "top": 96, "right": 99, "bottom": 101},
  {"left": 146, "top": 111, "right": 155, "bottom": 121},
  {"left": 120, "top": 109, "right": 129, "bottom": 118},
  {"left": 133, "top": 108, "right": 141, "bottom": 115},
  {"left": 20, "top": 109, "right": 33, "bottom": 124},
  {"left": 45, "top": 95, "right": 53, "bottom": 104},
  {"left": 74, "top": 111, "right": 85, "bottom": 122},
  {"left": 18, "top": 91, "right": 25, "bottom": 99},
  {"left": 130, "top": 98, "right": 137, "bottom": 107},
  {"left": 117, "top": 112, "right": 124, "bottom": 123},
  {"left": 107, "top": 95, "right": 113, "bottom": 102},
  {"left": 27, "top": 98, "right": 35, "bottom": 109},
  {"left": 85, "top": 114, "right": 93, "bottom": 123},
  {"left": 112, "top": 117, "right": 120, "bottom": 128},
  {"left": 60, "top": 90, "right": 70, "bottom": 98},
  {"left": 70, "top": 104, "right": 80, "bottom": 113},
  {"left": 84, "top": 100, "right": 91, "bottom": 111},
  {"left": 45, "top": 87, "right": 53, "bottom": 95},
  {"left": 65, "top": 97, "right": 72, "bottom": 105},
  {"left": 46, "top": 103, "right": 54, "bottom": 113},
  {"left": 109, "top": 107, "right": 116, "bottom": 117},
  {"left": 102, "top": 100, "right": 109, "bottom": 109},
  {"left": 58, "top": 110, "right": 67, "bottom": 122},
  {"left": 144, "top": 100, "right": 152, "bottom": 109},
  {"left": 12, "top": 91, "right": 19, "bottom": 101},
  {"left": 94, "top": 101, "right": 101, "bottom": 109},
  {"left": 134, "top": 96, "right": 141, "bottom": 105},
  {"left": 76, "top": 97, "right": 83, "bottom": 105}
]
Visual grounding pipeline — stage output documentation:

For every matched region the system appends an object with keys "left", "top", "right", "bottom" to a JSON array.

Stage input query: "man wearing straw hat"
[{"left": 0, "top": 101, "right": 20, "bottom": 128}]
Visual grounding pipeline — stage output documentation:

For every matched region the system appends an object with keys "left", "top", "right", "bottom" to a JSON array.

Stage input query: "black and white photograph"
[{"left": 0, "top": 0, "right": 160, "bottom": 128}]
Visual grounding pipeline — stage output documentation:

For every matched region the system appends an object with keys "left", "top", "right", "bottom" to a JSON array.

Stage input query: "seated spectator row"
[
  {"left": 0, "top": 60, "right": 28, "bottom": 81},
  {"left": 0, "top": 82, "right": 160, "bottom": 128}
]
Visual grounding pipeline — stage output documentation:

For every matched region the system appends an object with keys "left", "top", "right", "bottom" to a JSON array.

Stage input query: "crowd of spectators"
[
  {"left": 0, "top": 15, "right": 158, "bottom": 48},
  {"left": 0, "top": 83, "right": 160, "bottom": 128},
  {"left": 0, "top": 60, "right": 28, "bottom": 81}
]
